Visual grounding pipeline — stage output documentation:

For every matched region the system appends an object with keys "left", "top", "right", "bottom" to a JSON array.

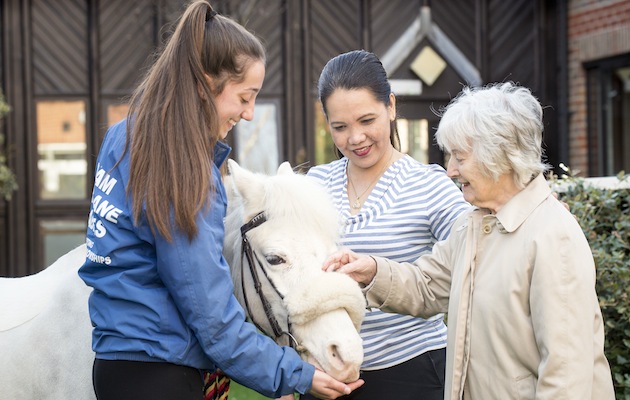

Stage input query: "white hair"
[{"left": 435, "top": 82, "right": 549, "bottom": 188}]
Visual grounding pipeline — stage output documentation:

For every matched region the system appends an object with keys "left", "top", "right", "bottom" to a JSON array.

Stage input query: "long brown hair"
[{"left": 124, "top": 0, "right": 265, "bottom": 241}]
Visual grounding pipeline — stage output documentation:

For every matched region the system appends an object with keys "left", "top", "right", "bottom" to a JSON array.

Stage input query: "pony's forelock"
[{"left": 263, "top": 173, "right": 341, "bottom": 241}]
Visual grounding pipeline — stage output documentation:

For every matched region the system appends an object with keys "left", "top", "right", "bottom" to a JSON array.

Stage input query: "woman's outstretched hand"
[
  {"left": 308, "top": 369, "right": 364, "bottom": 399},
  {"left": 322, "top": 249, "right": 377, "bottom": 287}
]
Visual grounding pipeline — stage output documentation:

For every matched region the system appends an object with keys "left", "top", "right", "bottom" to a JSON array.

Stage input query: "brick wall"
[{"left": 567, "top": 0, "right": 630, "bottom": 175}]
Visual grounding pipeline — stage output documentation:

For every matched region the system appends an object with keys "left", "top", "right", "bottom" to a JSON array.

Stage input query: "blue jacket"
[{"left": 78, "top": 119, "right": 314, "bottom": 397}]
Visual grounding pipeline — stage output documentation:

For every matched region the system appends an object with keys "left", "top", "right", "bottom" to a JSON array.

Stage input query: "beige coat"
[{"left": 366, "top": 174, "right": 614, "bottom": 400}]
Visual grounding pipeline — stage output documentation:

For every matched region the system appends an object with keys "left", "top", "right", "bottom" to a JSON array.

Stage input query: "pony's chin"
[{"left": 340, "top": 368, "right": 361, "bottom": 383}]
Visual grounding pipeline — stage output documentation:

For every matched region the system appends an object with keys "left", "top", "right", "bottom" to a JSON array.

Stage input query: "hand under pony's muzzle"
[{"left": 283, "top": 272, "right": 366, "bottom": 382}]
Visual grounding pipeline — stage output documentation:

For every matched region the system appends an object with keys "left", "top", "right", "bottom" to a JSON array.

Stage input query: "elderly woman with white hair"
[{"left": 323, "top": 82, "right": 615, "bottom": 399}]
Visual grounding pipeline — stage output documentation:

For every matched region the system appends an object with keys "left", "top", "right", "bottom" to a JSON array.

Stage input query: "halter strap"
[
  {"left": 240, "top": 211, "right": 267, "bottom": 236},
  {"left": 240, "top": 212, "right": 302, "bottom": 351}
]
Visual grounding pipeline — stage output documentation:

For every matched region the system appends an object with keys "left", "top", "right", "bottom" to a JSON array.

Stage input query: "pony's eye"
[{"left": 264, "top": 254, "right": 286, "bottom": 265}]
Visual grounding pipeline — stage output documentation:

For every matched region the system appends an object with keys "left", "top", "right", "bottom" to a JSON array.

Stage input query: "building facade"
[
  {"left": 567, "top": 0, "right": 630, "bottom": 176},
  {"left": 1, "top": 0, "right": 628, "bottom": 276}
]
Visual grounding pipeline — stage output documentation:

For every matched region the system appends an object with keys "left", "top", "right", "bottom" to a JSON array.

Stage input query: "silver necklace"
[{"left": 347, "top": 149, "right": 394, "bottom": 210}]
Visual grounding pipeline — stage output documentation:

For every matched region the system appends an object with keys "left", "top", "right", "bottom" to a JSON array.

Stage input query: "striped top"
[{"left": 308, "top": 155, "right": 470, "bottom": 370}]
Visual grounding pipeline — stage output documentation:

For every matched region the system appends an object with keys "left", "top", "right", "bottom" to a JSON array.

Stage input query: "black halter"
[{"left": 240, "top": 211, "right": 301, "bottom": 351}]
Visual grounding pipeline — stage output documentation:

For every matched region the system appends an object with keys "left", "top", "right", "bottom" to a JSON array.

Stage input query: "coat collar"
[
  {"left": 213, "top": 141, "right": 231, "bottom": 168},
  {"left": 471, "top": 174, "right": 551, "bottom": 233}
]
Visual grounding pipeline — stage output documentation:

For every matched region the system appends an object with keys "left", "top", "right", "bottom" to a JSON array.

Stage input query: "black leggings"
[
  {"left": 93, "top": 359, "right": 204, "bottom": 400},
  {"left": 301, "top": 347, "right": 446, "bottom": 400}
]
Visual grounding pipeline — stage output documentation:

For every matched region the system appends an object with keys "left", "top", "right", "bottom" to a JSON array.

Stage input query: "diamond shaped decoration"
[{"left": 410, "top": 46, "right": 447, "bottom": 86}]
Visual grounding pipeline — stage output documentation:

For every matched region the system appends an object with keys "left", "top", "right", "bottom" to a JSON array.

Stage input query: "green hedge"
[
  {"left": 0, "top": 89, "right": 17, "bottom": 201},
  {"left": 553, "top": 168, "right": 630, "bottom": 399}
]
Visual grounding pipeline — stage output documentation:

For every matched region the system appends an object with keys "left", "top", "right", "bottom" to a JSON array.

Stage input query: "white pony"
[{"left": 0, "top": 160, "right": 365, "bottom": 400}]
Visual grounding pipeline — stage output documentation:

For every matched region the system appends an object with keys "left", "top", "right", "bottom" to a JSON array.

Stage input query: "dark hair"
[
  {"left": 317, "top": 50, "right": 400, "bottom": 158},
  {"left": 125, "top": 0, "right": 265, "bottom": 241}
]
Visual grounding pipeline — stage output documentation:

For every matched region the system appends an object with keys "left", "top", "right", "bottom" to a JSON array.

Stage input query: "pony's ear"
[
  {"left": 277, "top": 161, "right": 295, "bottom": 176},
  {"left": 227, "top": 159, "right": 264, "bottom": 206},
  {"left": 223, "top": 159, "right": 239, "bottom": 201}
]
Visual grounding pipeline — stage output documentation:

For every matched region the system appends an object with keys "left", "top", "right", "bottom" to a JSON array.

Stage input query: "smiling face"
[
  {"left": 447, "top": 150, "right": 492, "bottom": 206},
  {"left": 447, "top": 148, "right": 520, "bottom": 213},
  {"left": 325, "top": 88, "right": 396, "bottom": 170},
  {"left": 212, "top": 59, "right": 265, "bottom": 139}
]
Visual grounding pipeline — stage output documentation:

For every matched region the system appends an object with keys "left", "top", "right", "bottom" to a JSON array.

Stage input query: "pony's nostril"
[
  {"left": 329, "top": 343, "right": 343, "bottom": 364},
  {"left": 326, "top": 342, "right": 362, "bottom": 382}
]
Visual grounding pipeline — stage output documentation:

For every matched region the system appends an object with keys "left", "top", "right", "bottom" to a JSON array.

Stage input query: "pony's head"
[{"left": 223, "top": 159, "right": 364, "bottom": 382}]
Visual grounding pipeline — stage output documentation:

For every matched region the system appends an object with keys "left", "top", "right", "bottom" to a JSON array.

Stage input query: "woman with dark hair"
[
  {"left": 301, "top": 50, "right": 470, "bottom": 399},
  {"left": 78, "top": 2, "right": 363, "bottom": 399}
]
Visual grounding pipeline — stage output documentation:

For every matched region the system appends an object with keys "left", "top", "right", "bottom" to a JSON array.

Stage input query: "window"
[
  {"left": 39, "top": 219, "right": 87, "bottom": 268},
  {"left": 36, "top": 100, "right": 87, "bottom": 199},
  {"left": 235, "top": 101, "right": 281, "bottom": 174},
  {"left": 398, "top": 118, "right": 429, "bottom": 164},
  {"left": 586, "top": 54, "right": 630, "bottom": 176}
]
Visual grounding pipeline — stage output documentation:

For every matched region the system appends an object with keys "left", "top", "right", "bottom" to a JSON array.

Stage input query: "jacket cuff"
[
  {"left": 295, "top": 360, "right": 315, "bottom": 395},
  {"left": 363, "top": 256, "right": 393, "bottom": 308}
]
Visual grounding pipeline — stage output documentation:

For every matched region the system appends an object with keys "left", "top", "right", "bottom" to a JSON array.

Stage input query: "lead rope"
[{"left": 203, "top": 369, "right": 230, "bottom": 400}]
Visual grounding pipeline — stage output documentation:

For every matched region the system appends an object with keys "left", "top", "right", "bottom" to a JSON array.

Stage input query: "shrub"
[
  {"left": 0, "top": 89, "right": 17, "bottom": 201},
  {"left": 551, "top": 166, "right": 630, "bottom": 399}
]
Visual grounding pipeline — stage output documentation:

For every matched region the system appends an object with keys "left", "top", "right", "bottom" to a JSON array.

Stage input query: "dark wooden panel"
[
  {"left": 2, "top": 0, "right": 29, "bottom": 277},
  {"left": 0, "top": 214, "right": 6, "bottom": 276},
  {"left": 236, "top": 0, "right": 285, "bottom": 97},
  {"left": 99, "top": 0, "right": 155, "bottom": 96},
  {"left": 159, "top": 1, "right": 188, "bottom": 43},
  {"left": 32, "top": 0, "right": 88, "bottom": 95},
  {"left": 0, "top": 0, "right": 3, "bottom": 86},
  {"left": 0, "top": 78, "right": 6, "bottom": 276},
  {"left": 487, "top": 0, "right": 536, "bottom": 86},
  {"left": 432, "top": 0, "right": 478, "bottom": 65},
  {"left": 305, "top": 0, "right": 363, "bottom": 165},
  {"left": 309, "top": 0, "right": 362, "bottom": 83},
  {"left": 371, "top": 0, "right": 419, "bottom": 58}
]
